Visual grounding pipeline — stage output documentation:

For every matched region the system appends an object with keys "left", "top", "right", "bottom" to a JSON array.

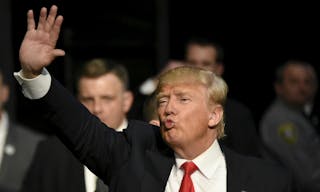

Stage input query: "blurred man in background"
[
  {"left": 260, "top": 60, "right": 320, "bottom": 192},
  {"left": 0, "top": 67, "right": 44, "bottom": 192}
]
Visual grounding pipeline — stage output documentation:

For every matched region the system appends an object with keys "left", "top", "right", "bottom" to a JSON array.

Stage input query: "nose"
[
  {"left": 164, "top": 98, "right": 176, "bottom": 115},
  {"left": 92, "top": 100, "right": 102, "bottom": 115}
]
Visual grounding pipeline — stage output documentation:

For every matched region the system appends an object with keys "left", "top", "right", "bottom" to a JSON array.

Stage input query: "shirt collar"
[
  {"left": 0, "top": 111, "right": 8, "bottom": 134},
  {"left": 115, "top": 118, "right": 128, "bottom": 132},
  {"left": 174, "top": 139, "right": 225, "bottom": 179}
]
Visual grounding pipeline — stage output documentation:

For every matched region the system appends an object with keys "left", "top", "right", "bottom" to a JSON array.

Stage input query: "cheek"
[
  {"left": 83, "top": 103, "right": 94, "bottom": 113},
  {"left": 108, "top": 102, "right": 121, "bottom": 113},
  {"left": 187, "top": 108, "right": 210, "bottom": 125},
  {"left": 113, "top": 99, "right": 130, "bottom": 115},
  {"left": 157, "top": 107, "right": 165, "bottom": 118}
]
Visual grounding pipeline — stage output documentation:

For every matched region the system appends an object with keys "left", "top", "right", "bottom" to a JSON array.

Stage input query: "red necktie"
[{"left": 179, "top": 161, "right": 198, "bottom": 192}]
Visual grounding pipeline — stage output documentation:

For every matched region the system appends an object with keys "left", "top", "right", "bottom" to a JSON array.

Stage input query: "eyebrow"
[
  {"left": 156, "top": 93, "right": 168, "bottom": 101},
  {"left": 157, "top": 90, "right": 191, "bottom": 99}
]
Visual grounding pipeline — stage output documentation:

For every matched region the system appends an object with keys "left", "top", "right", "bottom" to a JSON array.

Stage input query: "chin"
[{"left": 162, "top": 132, "right": 181, "bottom": 146}]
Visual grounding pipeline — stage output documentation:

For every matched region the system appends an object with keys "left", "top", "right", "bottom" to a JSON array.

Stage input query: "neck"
[{"left": 174, "top": 137, "right": 216, "bottom": 160}]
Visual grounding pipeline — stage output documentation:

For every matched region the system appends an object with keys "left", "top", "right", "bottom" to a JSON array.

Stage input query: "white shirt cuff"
[{"left": 13, "top": 68, "right": 51, "bottom": 99}]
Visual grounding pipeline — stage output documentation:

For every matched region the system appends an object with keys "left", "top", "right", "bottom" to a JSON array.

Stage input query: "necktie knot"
[{"left": 181, "top": 161, "right": 198, "bottom": 175}]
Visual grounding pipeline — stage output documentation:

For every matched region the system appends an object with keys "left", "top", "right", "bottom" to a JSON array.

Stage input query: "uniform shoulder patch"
[{"left": 277, "top": 123, "right": 298, "bottom": 144}]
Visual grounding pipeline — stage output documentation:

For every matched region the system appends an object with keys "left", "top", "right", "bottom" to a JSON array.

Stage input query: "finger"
[
  {"left": 45, "top": 5, "right": 58, "bottom": 32},
  {"left": 50, "top": 15, "right": 64, "bottom": 45},
  {"left": 37, "top": 7, "right": 47, "bottom": 31},
  {"left": 27, "top": 9, "right": 35, "bottom": 31},
  {"left": 52, "top": 49, "right": 66, "bottom": 57}
]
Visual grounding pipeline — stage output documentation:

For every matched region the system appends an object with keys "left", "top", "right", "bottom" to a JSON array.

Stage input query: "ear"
[
  {"left": 123, "top": 91, "right": 134, "bottom": 113},
  {"left": 208, "top": 105, "right": 223, "bottom": 128},
  {"left": 215, "top": 63, "right": 224, "bottom": 76}
]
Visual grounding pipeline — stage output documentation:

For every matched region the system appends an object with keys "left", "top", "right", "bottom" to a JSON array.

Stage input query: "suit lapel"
[
  {"left": 144, "top": 148, "right": 175, "bottom": 191},
  {"left": 0, "top": 124, "right": 31, "bottom": 192},
  {"left": 0, "top": 125, "right": 17, "bottom": 184},
  {"left": 125, "top": 122, "right": 175, "bottom": 191}
]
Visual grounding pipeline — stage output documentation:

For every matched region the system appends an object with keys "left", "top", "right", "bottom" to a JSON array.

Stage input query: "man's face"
[
  {"left": 185, "top": 44, "right": 223, "bottom": 76},
  {"left": 276, "top": 65, "right": 317, "bottom": 107},
  {"left": 157, "top": 82, "right": 216, "bottom": 151},
  {"left": 78, "top": 73, "right": 132, "bottom": 129}
]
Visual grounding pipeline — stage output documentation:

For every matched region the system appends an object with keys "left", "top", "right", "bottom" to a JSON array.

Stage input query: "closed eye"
[
  {"left": 180, "top": 97, "right": 190, "bottom": 103},
  {"left": 158, "top": 98, "right": 168, "bottom": 106}
]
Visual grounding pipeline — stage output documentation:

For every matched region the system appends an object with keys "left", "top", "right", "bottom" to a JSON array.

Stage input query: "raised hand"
[{"left": 19, "top": 5, "right": 65, "bottom": 78}]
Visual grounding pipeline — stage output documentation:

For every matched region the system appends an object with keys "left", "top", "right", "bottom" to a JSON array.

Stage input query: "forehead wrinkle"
[{"left": 158, "top": 84, "right": 202, "bottom": 100}]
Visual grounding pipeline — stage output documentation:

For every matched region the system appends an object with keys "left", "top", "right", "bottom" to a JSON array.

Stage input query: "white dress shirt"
[
  {"left": 0, "top": 111, "right": 9, "bottom": 166},
  {"left": 165, "top": 140, "right": 227, "bottom": 192},
  {"left": 14, "top": 69, "right": 227, "bottom": 192}
]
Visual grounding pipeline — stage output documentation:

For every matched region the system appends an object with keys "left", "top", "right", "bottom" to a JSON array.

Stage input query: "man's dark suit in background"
[
  {"left": 221, "top": 98, "right": 260, "bottom": 156},
  {"left": 21, "top": 136, "right": 87, "bottom": 192},
  {"left": 0, "top": 119, "right": 43, "bottom": 192},
  {"left": 0, "top": 67, "right": 44, "bottom": 192}
]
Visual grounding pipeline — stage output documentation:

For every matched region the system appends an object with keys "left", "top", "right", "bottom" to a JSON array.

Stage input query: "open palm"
[{"left": 19, "top": 5, "right": 65, "bottom": 78}]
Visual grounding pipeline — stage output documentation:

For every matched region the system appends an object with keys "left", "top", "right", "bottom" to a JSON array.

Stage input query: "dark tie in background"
[
  {"left": 95, "top": 178, "right": 109, "bottom": 192},
  {"left": 179, "top": 161, "right": 198, "bottom": 192}
]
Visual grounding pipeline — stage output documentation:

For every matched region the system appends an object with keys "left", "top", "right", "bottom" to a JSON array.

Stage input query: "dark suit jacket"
[
  {"left": 30, "top": 78, "right": 292, "bottom": 192},
  {"left": 20, "top": 136, "right": 86, "bottom": 192},
  {"left": 21, "top": 136, "right": 108, "bottom": 192},
  {"left": 0, "top": 121, "right": 43, "bottom": 192}
]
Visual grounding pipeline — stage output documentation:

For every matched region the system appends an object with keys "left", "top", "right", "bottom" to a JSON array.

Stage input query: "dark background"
[{"left": 8, "top": 0, "right": 320, "bottom": 134}]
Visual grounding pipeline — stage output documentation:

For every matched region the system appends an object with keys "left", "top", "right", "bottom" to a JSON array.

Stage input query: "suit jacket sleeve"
[{"left": 30, "top": 78, "right": 131, "bottom": 183}]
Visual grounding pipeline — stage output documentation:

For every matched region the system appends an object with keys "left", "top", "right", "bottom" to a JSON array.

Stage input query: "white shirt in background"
[{"left": 0, "top": 111, "right": 9, "bottom": 166}]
